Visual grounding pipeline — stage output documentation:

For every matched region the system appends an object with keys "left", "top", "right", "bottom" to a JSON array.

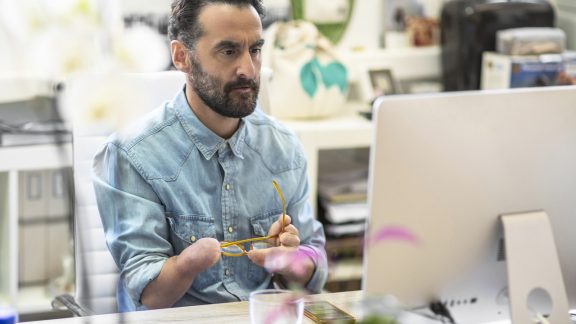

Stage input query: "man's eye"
[
  {"left": 222, "top": 49, "right": 237, "bottom": 56},
  {"left": 251, "top": 47, "right": 262, "bottom": 55}
]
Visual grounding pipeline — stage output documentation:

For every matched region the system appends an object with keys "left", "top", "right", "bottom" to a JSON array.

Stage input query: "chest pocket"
[
  {"left": 248, "top": 210, "right": 283, "bottom": 282},
  {"left": 166, "top": 215, "right": 216, "bottom": 254},
  {"left": 250, "top": 209, "right": 283, "bottom": 237}
]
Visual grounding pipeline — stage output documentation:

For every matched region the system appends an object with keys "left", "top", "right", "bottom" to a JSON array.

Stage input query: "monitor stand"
[{"left": 501, "top": 210, "right": 570, "bottom": 323}]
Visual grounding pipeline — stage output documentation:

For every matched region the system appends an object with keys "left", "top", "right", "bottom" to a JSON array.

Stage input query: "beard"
[{"left": 188, "top": 57, "right": 259, "bottom": 118}]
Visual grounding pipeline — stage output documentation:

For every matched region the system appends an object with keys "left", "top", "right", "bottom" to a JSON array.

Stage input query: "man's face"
[{"left": 188, "top": 4, "right": 263, "bottom": 118}]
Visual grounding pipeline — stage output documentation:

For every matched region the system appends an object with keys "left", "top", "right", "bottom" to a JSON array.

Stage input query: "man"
[{"left": 92, "top": 0, "right": 328, "bottom": 312}]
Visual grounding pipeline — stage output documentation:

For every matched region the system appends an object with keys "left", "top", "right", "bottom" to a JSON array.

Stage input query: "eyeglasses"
[
  {"left": 221, "top": 239, "right": 275, "bottom": 257},
  {"left": 220, "top": 180, "right": 286, "bottom": 257}
]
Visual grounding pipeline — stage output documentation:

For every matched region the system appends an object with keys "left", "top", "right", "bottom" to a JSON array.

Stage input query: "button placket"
[{"left": 219, "top": 149, "right": 238, "bottom": 245}]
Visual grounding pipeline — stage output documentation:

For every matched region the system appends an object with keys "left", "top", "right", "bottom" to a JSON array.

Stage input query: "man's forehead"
[{"left": 197, "top": 3, "right": 262, "bottom": 39}]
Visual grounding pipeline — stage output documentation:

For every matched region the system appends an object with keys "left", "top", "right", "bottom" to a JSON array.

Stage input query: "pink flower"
[
  {"left": 366, "top": 225, "right": 420, "bottom": 247},
  {"left": 264, "top": 247, "right": 317, "bottom": 278}
]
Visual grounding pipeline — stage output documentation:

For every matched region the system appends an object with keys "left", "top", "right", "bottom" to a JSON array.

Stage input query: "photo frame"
[
  {"left": 369, "top": 68, "right": 397, "bottom": 97},
  {"left": 356, "top": 66, "right": 399, "bottom": 119}
]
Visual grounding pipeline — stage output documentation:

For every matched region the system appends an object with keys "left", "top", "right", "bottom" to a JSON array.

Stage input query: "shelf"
[
  {"left": 283, "top": 112, "right": 373, "bottom": 216},
  {"left": 17, "top": 285, "right": 54, "bottom": 314},
  {"left": 0, "top": 77, "right": 55, "bottom": 104},
  {"left": 325, "top": 236, "right": 364, "bottom": 258},
  {"left": 340, "top": 46, "right": 441, "bottom": 81},
  {"left": 328, "top": 258, "right": 363, "bottom": 282},
  {"left": 324, "top": 279, "right": 362, "bottom": 292},
  {"left": 0, "top": 143, "right": 72, "bottom": 172},
  {"left": 0, "top": 144, "right": 73, "bottom": 315}
]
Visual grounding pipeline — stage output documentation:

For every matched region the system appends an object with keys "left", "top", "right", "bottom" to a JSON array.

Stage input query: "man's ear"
[{"left": 171, "top": 40, "right": 191, "bottom": 73}]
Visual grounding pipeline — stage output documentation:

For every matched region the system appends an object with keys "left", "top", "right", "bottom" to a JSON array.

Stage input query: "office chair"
[{"left": 52, "top": 71, "right": 186, "bottom": 315}]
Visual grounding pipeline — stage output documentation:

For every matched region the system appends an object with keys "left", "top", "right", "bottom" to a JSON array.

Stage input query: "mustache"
[{"left": 224, "top": 78, "right": 258, "bottom": 92}]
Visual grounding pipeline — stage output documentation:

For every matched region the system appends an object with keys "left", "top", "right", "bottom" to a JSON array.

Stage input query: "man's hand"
[{"left": 247, "top": 215, "right": 315, "bottom": 286}]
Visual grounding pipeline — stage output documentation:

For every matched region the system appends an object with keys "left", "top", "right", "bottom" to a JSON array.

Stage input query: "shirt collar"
[{"left": 172, "top": 88, "right": 246, "bottom": 160}]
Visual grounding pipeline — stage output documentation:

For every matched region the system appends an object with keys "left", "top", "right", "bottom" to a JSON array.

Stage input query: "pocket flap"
[
  {"left": 167, "top": 215, "right": 216, "bottom": 244},
  {"left": 250, "top": 210, "right": 282, "bottom": 237}
]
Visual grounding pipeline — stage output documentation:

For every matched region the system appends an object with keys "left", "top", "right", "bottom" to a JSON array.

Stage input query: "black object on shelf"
[
  {"left": 440, "top": 0, "right": 555, "bottom": 91},
  {"left": 0, "top": 96, "right": 71, "bottom": 147}
]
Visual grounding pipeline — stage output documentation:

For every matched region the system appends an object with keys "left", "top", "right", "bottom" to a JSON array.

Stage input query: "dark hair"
[{"left": 168, "top": 0, "right": 265, "bottom": 50}]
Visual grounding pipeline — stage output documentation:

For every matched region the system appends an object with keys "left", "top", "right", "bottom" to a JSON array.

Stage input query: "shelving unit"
[
  {"left": 283, "top": 110, "right": 373, "bottom": 217},
  {"left": 324, "top": 235, "right": 364, "bottom": 292},
  {"left": 0, "top": 143, "right": 72, "bottom": 314},
  {"left": 283, "top": 112, "right": 373, "bottom": 292}
]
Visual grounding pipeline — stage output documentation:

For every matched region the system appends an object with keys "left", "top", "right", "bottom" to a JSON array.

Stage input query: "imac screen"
[{"left": 363, "top": 86, "right": 576, "bottom": 323}]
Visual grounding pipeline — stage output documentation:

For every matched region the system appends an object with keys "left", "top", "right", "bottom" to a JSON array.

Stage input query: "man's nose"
[{"left": 236, "top": 51, "right": 257, "bottom": 79}]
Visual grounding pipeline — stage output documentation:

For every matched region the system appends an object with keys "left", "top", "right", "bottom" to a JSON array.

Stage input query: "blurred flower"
[
  {"left": 61, "top": 72, "right": 168, "bottom": 135},
  {"left": 113, "top": 25, "right": 171, "bottom": 73},
  {"left": 264, "top": 247, "right": 318, "bottom": 278},
  {"left": 0, "top": 0, "right": 169, "bottom": 78},
  {"left": 30, "top": 25, "right": 105, "bottom": 77},
  {"left": 366, "top": 225, "right": 420, "bottom": 247}
]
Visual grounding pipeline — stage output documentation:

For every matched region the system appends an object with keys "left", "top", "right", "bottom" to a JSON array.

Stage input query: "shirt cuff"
[
  {"left": 123, "top": 257, "right": 168, "bottom": 309},
  {"left": 298, "top": 245, "right": 328, "bottom": 293}
]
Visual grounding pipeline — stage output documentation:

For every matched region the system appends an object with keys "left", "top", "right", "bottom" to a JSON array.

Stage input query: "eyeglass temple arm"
[
  {"left": 220, "top": 234, "right": 278, "bottom": 248},
  {"left": 272, "top": 180, "right": 286, "bottom": 229}
]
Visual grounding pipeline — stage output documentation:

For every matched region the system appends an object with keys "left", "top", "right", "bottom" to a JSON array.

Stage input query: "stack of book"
[{"left": 317, "top": 162, "right": 368, "bottom": 238}]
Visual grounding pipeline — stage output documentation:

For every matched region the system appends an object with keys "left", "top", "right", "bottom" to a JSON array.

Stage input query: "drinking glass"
[{"left": 249, "top": 289, "right": 304, "bottom": 324}]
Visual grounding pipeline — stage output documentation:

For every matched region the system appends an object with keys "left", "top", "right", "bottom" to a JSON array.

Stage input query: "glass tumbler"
[{"left": 249, "top": 289, "right": 304, "bottom": 324}]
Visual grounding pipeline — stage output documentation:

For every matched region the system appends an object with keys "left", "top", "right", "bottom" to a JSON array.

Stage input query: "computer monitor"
[{"left": 363, "top": 86, "right": 576, "bottom": 323}]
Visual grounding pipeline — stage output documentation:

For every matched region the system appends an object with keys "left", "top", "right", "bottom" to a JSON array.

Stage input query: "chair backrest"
[{"left": 64, "top": 71, "right": 186, "bottom": 314}]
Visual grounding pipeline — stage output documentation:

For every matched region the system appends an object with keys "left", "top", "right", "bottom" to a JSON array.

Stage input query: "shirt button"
[
  {"left": 224, "top": 268, "right": 230, "bottom": 276},
  {"left": 225, "top": 183, "right": 231, "bottom": 190},
  {"left": 190, "top": 235, "right": 197, "bottom": 242},
  {"left": 227, "top": 226, "right": 234, "bottom": 233}
]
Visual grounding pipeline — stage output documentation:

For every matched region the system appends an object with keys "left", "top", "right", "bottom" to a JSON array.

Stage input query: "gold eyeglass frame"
[{"left": 220, "top": 180, "right": 286, "bottom": 257}]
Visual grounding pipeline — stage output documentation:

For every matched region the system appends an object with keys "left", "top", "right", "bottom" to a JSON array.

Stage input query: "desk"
[
  {"left": 27, "top": 291, "right": 363, "bottom": 324},
  {"left": 26, "top": 290, "right": 516, "bottom": 324}
]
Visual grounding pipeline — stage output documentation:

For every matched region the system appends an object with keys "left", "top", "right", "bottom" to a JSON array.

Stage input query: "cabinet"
[
  {"left": 0, "top": 144, "right": 72, "bottom": 315},
  {"left": 283, "top": 111, "right": 372, "bottom": 291}
]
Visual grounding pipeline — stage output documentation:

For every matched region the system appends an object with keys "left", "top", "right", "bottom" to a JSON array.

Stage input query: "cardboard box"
[{"left": 481, "top": 51, "right": 576, "bottom": 89}]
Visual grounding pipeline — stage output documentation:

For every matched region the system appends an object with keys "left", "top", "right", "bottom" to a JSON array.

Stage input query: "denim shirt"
[{"left": 92, "top": 89, "right": 328, "bottom": 312}]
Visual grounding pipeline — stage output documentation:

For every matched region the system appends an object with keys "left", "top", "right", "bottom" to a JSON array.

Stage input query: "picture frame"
[{"left": 369, "top": 68, "right": 397, "bottom": 97}]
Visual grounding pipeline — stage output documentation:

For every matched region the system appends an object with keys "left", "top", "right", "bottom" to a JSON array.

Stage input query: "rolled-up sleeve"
[{"left": 92, "top": 141, "right": 172, "bottom": 307}]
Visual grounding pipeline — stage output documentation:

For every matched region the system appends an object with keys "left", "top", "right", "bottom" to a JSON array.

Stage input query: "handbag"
[{"left": 262, "top": 20, "right": 348, "bottom": 119}]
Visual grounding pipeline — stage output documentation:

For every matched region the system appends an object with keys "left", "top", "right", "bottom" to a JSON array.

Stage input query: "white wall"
[
  {"left": 119, "top": 0, "right": 172, "bottom": 15},
  {"left": 557, "top": 0, "right": 576, "bottom": 50},
  {"left": 337, "top": 1, "right": 383, "bottom": 51}
]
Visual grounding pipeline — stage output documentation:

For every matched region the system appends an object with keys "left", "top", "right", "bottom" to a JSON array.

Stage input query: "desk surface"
[
  {"left": 27, "top": 290, "right": 519, "bottom": 324},
  {"left": 29, "top": 291, "right": 364, "bottom": 324}
]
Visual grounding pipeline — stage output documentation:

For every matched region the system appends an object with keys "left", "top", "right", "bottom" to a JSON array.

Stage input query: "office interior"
[{"left": 1, "top": 0, "right": 575, "bottom": 323}]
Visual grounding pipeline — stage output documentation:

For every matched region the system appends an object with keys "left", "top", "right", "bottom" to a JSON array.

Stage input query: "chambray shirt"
[{"left": 92, "top": 88, "right": 328, "bottom": 312}]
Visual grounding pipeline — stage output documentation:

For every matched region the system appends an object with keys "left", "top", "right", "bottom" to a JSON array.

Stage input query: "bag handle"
[{"left": 263, "top": 20, "right": 344, "bottom": 67}]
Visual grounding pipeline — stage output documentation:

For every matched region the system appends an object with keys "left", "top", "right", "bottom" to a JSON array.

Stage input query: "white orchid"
[
  {"left": 0, "top": 0, "right": 170, "bottom": 78},
  {"left": 0, "top": 0, "right": 173, "bottom": 131}
]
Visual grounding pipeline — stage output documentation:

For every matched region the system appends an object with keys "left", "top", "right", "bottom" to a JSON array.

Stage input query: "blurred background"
[{"left": 0, "top": 0, "right": 574, "bottom": 321}]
